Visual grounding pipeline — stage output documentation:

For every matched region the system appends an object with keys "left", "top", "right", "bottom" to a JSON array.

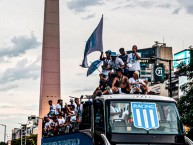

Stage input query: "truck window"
[
  {"left": 80, "top": 101, "right": 92, "bottom": 130},
  {"left": 106, "top": 100, "right": 183, "bottom": 135},
  {"left": 94, "top": 100, "right": 105, "bottom": 132}
]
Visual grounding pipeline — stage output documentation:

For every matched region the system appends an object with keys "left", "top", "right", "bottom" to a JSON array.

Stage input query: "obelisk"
[{"left": 37, "top": 0, "right": 60, "bottom": 144}]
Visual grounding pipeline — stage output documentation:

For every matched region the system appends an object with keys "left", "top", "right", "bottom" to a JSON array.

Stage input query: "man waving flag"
[{"left": 81, "top": 15, "right": 103, "bottom": 68}]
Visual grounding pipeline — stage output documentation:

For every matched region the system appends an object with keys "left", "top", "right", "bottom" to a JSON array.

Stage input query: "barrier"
[{"left": 42, "top": 132, "right": 93, "bottom": 145}]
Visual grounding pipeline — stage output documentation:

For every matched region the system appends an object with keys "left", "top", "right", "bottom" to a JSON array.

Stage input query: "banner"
[{"left": 42, "top": 132, "right": 93, "bottom": 145}]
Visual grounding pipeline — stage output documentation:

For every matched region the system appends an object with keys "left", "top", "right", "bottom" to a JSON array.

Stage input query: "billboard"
[{"left": 174, "top": 49, "right": 190, "bottom": 70}]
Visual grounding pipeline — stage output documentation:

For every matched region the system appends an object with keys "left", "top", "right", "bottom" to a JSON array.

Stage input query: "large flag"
[
  {"left": 81, "top": 15, "right": 103, "bottom": 68},
  {"left": 87, "top": 60, "right": 102, "bottom": 76}
]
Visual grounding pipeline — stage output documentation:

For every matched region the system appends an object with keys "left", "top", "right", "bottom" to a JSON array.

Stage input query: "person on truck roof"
[
  {"left": 107, "top": 52, "right": 124, "bottom": 72},
  {"left": 100, "top": 50, "right": 112, "bottom": 75},
  {"left": 127, "top": 45, "right": 141, "bottom": 78},
  {"left": 119, "top": 47, "right": 131, "bottom": 77},
  {"left": 111, "top": 68, "right": 130, "bottom": 94},
  {"left": 129, "top": 71, "right": 148, "bottom": 94},
  {"left": 93, "top": 73, "right": 108, "bottom": 96}
]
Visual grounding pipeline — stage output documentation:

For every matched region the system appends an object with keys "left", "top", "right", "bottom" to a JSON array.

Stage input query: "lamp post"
[{"left": 0, "top": 124, "right": 6, "bottom": 143}]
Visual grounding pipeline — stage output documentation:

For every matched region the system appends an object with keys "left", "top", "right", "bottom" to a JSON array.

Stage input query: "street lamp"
[{"left": 0, "top": 124, "right": 6, "bottom": 143}]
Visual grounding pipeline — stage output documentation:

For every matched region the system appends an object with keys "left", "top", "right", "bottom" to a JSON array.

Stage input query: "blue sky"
[{"left": 0, "top": 0, "right": 193, "bottom": 142}]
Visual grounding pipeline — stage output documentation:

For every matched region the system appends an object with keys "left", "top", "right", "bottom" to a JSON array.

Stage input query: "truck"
[{"left": 42, "top": 94, "right": 193, "bottom": 145}]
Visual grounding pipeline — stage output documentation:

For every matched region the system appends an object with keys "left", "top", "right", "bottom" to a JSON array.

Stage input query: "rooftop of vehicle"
[{"left": 96, "top": 94, "right": 176, "bottom": 102}]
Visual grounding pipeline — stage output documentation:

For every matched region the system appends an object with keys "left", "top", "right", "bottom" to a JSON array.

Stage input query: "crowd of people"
[
  {"left": 43, "top": 98, "right": 83, "bottom": 137},
  {"left": 43, "top": 45, "right": 149, "bottom": 137},
  {"left": 94, "top": 45, "right": 149, "bottom": 96}
]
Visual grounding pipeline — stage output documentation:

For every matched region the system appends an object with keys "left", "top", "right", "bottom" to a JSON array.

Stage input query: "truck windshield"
[{"left": 106, "top": 100, "right": 183, "bottom": 135}]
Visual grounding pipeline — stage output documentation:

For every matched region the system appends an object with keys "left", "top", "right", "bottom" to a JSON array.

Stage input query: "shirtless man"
[{"left": 111, "top": 68, "right": 130, "bottom": 94}]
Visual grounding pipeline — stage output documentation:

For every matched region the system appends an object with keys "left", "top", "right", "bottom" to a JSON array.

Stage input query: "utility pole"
[{"left": 169, "top": 60, "right": 172, "bottom": 97}]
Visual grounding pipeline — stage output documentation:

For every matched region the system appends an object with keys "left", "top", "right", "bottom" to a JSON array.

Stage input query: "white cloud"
[
  {"left": 177, "top": 0, "right": 193, "bottom": 14},
  {"left": 82, "top": 13, "right": 96, "bottom": 19},
  {"left": 0, "top": 83, "right": 18, "bottom": 91},
  {"left": 67, "top": 0, "right": 105, "bottom": 12},
  {"left": 172, "top": 7, "right": 182, "bottom": 14},
  {"left": 0, "top": 33, "right": 40, "bottom": 58},
  {"left": 0, "top": 57, "right": 40, "bottom": 86}
]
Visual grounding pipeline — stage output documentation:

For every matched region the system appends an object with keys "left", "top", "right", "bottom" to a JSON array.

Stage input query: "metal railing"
[
  {"left": 185, "top": 136, "right": 193, "bottom": 145},
  {"left": 101, "top": 134, "right": 111, "bottom": 145}
]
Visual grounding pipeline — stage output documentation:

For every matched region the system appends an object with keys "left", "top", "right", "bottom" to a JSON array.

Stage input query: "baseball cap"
[
  {"left": 110, "top": 52, "right": 117, "bottom": 57},
  {"left": 105, "top": 50, "right": 111, "bottom": 54}
]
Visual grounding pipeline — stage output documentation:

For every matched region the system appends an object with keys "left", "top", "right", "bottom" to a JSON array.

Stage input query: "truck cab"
[{"left": 89, "top": 94, "right": 185, "bottom": 145}]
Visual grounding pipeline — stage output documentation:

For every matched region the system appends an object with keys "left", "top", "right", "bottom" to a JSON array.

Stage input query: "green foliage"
[
  {"left": 177, "top": 49, "right": 193, "bottom": 127},
  {"left": 11, "top": 134, "right": 37, "bottom": 145},
  {"left": 0, "top": 142, "right": 7, "bottom": 145},
  {"left": 177, "top": 87, "right": 193, "bottom": 126}
]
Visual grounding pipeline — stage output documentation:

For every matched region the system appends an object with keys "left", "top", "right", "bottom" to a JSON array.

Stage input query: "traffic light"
[{"left": 21, "top": 124, "right": 27, "bottom": 145}]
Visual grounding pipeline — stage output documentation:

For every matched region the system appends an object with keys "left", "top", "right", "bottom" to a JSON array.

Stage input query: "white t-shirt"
[
  {"left": 49, "top": 104, "right": 56, "bottom": 115},
  {"left": 74, "top": 103, "right": 83, "bottom": 115},
  {"left": 55, "top": 104, "right": 61, "bottom": 115},
  {"left": 129, "top": 77, "right": 145, "bottom": 87},
  {"left": 44, "top": 119, "right": 53, "bottom": 129},
  {"left": 108, "top": 57, "right": 124, "bottom": 70},
  {"left": 58, "top": 118, "right": 65, "bottom": 125},
  {"left": 121, "top": 110, "right": 129, "bottom": 120},
  {"left": 110, "top": 106, "right": 121, "bottom": 121},
  {"left": 127, "top": 52, "right": 141, "bottom": 71},
  {"left": 70, "top": 110, "right": 76, "bottom": 122}
]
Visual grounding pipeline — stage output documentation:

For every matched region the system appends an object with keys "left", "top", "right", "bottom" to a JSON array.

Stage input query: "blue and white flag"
[
  {"left": 131, "top": 102, "right": 159, "bottom": 130},
  {"left": 87, "top": 60, "right": 102, "bottom": 76},
  {"left": 81, "top": 15, "right": 103, "bottom": 68}
]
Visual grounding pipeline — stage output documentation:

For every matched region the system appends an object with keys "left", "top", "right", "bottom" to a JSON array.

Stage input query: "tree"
[
  {"left": 0, "top": 142, "right": 7, "bottom": 145},
  {"left": 177, "top": 48, "right": 193, "bottom": 127},
  {"left": 11, "top": 134, "right": 37, "bottom": 145}
]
